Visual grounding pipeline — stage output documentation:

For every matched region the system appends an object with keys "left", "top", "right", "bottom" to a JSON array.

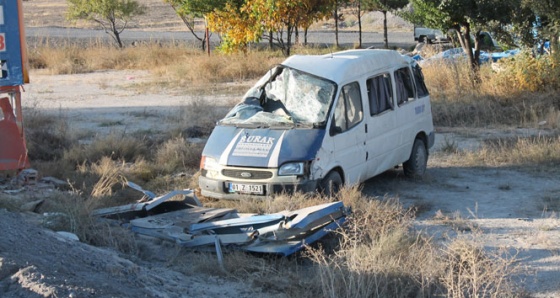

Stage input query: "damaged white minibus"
[{"left": 199, "top": 49, "right": 435, "bottom": 199}]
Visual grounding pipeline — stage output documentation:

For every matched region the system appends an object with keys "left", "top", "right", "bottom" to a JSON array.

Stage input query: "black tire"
[
  {"left": 319, "top": 171, "right": 343, "bottom": 197},
  {"left": 403, "top": 138, "right": 428, "bottom": 178}
]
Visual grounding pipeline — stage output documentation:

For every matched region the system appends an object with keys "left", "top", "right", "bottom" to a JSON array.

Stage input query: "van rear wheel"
[
  {"left": 319, "top": 171, "right": 342, "bottom": 197},
  {"left": 403, "top": 139, "right": 428, "bottom": 178}
]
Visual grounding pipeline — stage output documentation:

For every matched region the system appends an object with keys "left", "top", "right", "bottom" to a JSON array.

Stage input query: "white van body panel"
[{"left": 199, "top": 49, "right": 434, "bottom": 199}]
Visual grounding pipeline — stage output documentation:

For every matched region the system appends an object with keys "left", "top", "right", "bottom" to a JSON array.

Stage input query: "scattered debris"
[
  {"left": 93, "top": 183, "right": 347, "bottom": 257},
  {"left": 1, "top": 169, "right": 69, "bottom": 194},
  {"left": 416, "top": 47, "right": 520, "bottom": 66},
  {"left": 11, "top": 168, "right": 38, "bottom": 186},
  {"left": 56, "top": 231, "right": 80, "bottom": 242},
  {"left": 40, "top": 176, "right": 69, "bottom": 189},
  {"left": 20, "top": 199, "right": 44, "bottom": 212}
]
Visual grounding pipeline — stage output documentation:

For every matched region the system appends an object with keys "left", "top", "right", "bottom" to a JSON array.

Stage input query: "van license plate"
[{"left": 228, "top": 183, "right": 264, "bottom": 195}]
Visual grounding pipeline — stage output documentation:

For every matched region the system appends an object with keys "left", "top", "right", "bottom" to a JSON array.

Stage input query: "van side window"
[
  {"left": 333, "top": 82, "right": 363, "bottom": 133},
  {"left": 412, "top": 65, "right": 429, "bottom": 98},
  {"left": 395, "top": 67, "right": 415, "bottom": 105},
  {"left": 367, "top": 73, "right": 393, "bottom": 116}
]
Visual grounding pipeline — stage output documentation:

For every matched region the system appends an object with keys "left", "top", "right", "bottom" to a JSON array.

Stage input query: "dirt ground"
[
  {"left": 5, "top": 68, "right": 558, "bottom": 298},
  {"left": 2, "top": 1, "right": 559, "bottom": 297}
]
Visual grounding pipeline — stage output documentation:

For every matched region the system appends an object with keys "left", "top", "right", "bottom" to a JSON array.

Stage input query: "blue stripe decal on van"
[{"left": 202, "top": 126, "right": 326, "bottom": 168}]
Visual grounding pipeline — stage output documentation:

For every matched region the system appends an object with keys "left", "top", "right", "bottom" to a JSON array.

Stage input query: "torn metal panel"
[
  {"left": 127, "top": 181, "right": 156, "bottom": 200},
  {"left": 178, "top": 233, "right": 256, "bottom": 247},
  {"left": 130, "top": 207, "right": 237, "bottom": 231},
  {"left": 282, "top": 201, "right": 344, "bottom": 229},
  {"left": 92, "top": 188, "right": 196, "bottom": 219},
  {"left": 244, "top": 217, "right": 346, "bottom": 256},
  {"left": 94, "top": 184, "right": 347, "bottom": 256},
  {"left": 189, "top": 214, "right": 285, "bottom": 234}
]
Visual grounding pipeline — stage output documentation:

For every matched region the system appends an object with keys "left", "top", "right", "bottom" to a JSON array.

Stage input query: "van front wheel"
[
  {"left": 319, "top": 171, "right": 342, "bottom": 197},
  {"left": 403, "top": 139, "right": 428, "bottom": 178}
]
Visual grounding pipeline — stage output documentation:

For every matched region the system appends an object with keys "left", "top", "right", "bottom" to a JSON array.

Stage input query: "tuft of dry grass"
[
  {"left": 167, "top": 96, "right": 230, "bottom": 138},
  {"left": 63, "top": 132, "right": 148, "bottom": 165},
  {"left": 154, "top": 137, "right": 203, "bottom": 172},
  {"left": 306, "top": 192, "right": 523, "bottom": 297},
  {"left": 23, "top": 106, "right": 74, "bottom": 161},
  {"left": 440, "top": 238, "right": 523, "bottom": 298},
  {"left": 422, "top": 55, "right": 560, "bottom": 128},
  {"left": 439, "top": 135, "right": 560, "bottom": 168}
]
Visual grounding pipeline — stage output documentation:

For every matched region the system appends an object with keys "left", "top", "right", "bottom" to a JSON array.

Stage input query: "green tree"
[
  {"left": 363, "top": 0, "right": 408, "bottom": 49},
  {"left": 67, "top": 0, "right": 146, "bottom": 48},
  {"left": 164, "top": 0, "right": 228, "bottom": 50},
  {"left": 402, "top": 0, "right": 531, "bottom": 72},
  {"left": 523, "top": 0, "right": 560, "bottom": 54}
]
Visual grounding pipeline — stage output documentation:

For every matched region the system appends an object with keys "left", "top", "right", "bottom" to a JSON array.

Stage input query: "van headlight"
[
  {"left": 201, "top": 156, "right": 220, "bottom": 171},
  {"left": 278, "top": 162, "right": 304, "bottom": 176}
]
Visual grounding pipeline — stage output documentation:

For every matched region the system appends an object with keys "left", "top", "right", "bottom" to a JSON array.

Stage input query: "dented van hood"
[{"left": 202, "top": 126, "right": 325, "bottom": 168}]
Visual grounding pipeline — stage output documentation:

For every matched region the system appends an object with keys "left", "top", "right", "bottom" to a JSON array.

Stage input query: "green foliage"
[
  {"left": 402, "top": 0, "right": 534, "bottom": 71},
  {"left": 165, "top": 0, "right": 227, "bottom": 17},
  {"left": 66, "top": 0, "right": 146, "bottom": 48},
  {"left": 362, "top": 0, "right": 408, "bottom": 13},
  {"left": 164, "top": 0, "right": 229, "bottom": 50},
  {"left": 523, "top": 0, "right": 560, "bottom": 54}
]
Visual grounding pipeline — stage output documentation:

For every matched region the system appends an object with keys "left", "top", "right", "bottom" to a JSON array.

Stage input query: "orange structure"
[{"left": 0, "top": 0, "right": 30, "bottom": 171}]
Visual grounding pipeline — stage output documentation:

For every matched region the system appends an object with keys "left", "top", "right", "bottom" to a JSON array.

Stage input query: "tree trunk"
[
  {"left": 383, "top": 10, "right": 388, "bottom": 49},
  {"left": 334, "top": 1, "right": 339, "bottom": 48},
  {"left": 269, "top": 30, "right": 273, "bottom": 50},
  {"left": 472, "top": 30, "right": 482, "bottom": 70},
  {"left": 462, "top": 24, "right": 479, "bottom": 71},
  {"left": 170, "top": 4, "right": 206, "bottom": 51},
  {"left": 295, "top": 27, "right": 299, "bottom": 45},
  {"left": 551, "top": 32, "right": 559, "bottom": 55},
  {"left": 304, "top": 27, "right": 309, "bottom": 46},
  {"left": 286, "top": 26, "right": 293, "bottom": 56},
  {"left": 358, "top": 2, "right": 362, "bottom": 48},
  {"left": 111, "top": 25, "right": 123, "bottom": 48}
]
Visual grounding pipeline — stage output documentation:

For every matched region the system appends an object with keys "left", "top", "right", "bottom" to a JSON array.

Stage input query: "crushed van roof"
[{"left": 281, "top": 49, "right": 412, "bottom": 84}]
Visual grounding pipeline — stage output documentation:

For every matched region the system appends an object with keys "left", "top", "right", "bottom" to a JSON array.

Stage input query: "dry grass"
[
  {"left": 154, "top": 137, "right": 204, "bottom": 172},
  {"left": 306, "top": 190, "right": 522, "bottom": 297},
  {"left": 422, "top": 54, "right": 560, "bottom": 128},
  {"left": 63, "top": 132, "right": 149, "bottom": 165},
  {"left": 28, "top": 41, "right": 284, "bottom": 92},
  {"left": 438, "top": 135, "right": 560, "bottom": 168},
  {"left": 440, "top": 238, "right": 523, "bottom": 298},
  {"left": 23, "top": 106, "right": 74, "bottom": 161},
  {"left": 167, "top": 96, "right": 231, "bottom": 138},
  {"left": 16, "top": 42, "right": 557, "bottom": 297}
]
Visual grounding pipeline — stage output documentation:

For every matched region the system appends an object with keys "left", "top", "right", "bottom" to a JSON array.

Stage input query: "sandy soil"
[
  {"left": 3, "top": 1, "right": 558, "bottom": 297},
  {"left": 5, "top": 68, "right": 558, "bottom": 297}
]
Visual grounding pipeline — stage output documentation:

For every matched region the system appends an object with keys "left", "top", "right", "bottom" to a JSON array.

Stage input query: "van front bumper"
[{"left": 199, "top": 175, "right": 318, "bottom": 200}]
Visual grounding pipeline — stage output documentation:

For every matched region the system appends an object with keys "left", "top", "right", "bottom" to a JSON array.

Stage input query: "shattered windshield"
[{"left": 219, "top": 67, "right": 336, "bottom": 128}]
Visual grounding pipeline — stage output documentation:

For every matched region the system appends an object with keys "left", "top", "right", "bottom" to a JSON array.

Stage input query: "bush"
[{"left": 493, "top": 53, "right": 560, "bottom": 92}]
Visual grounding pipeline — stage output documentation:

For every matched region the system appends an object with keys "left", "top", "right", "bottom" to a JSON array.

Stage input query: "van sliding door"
[{"left": 364, "top": 73, "right": 399, "bottom": 177}]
